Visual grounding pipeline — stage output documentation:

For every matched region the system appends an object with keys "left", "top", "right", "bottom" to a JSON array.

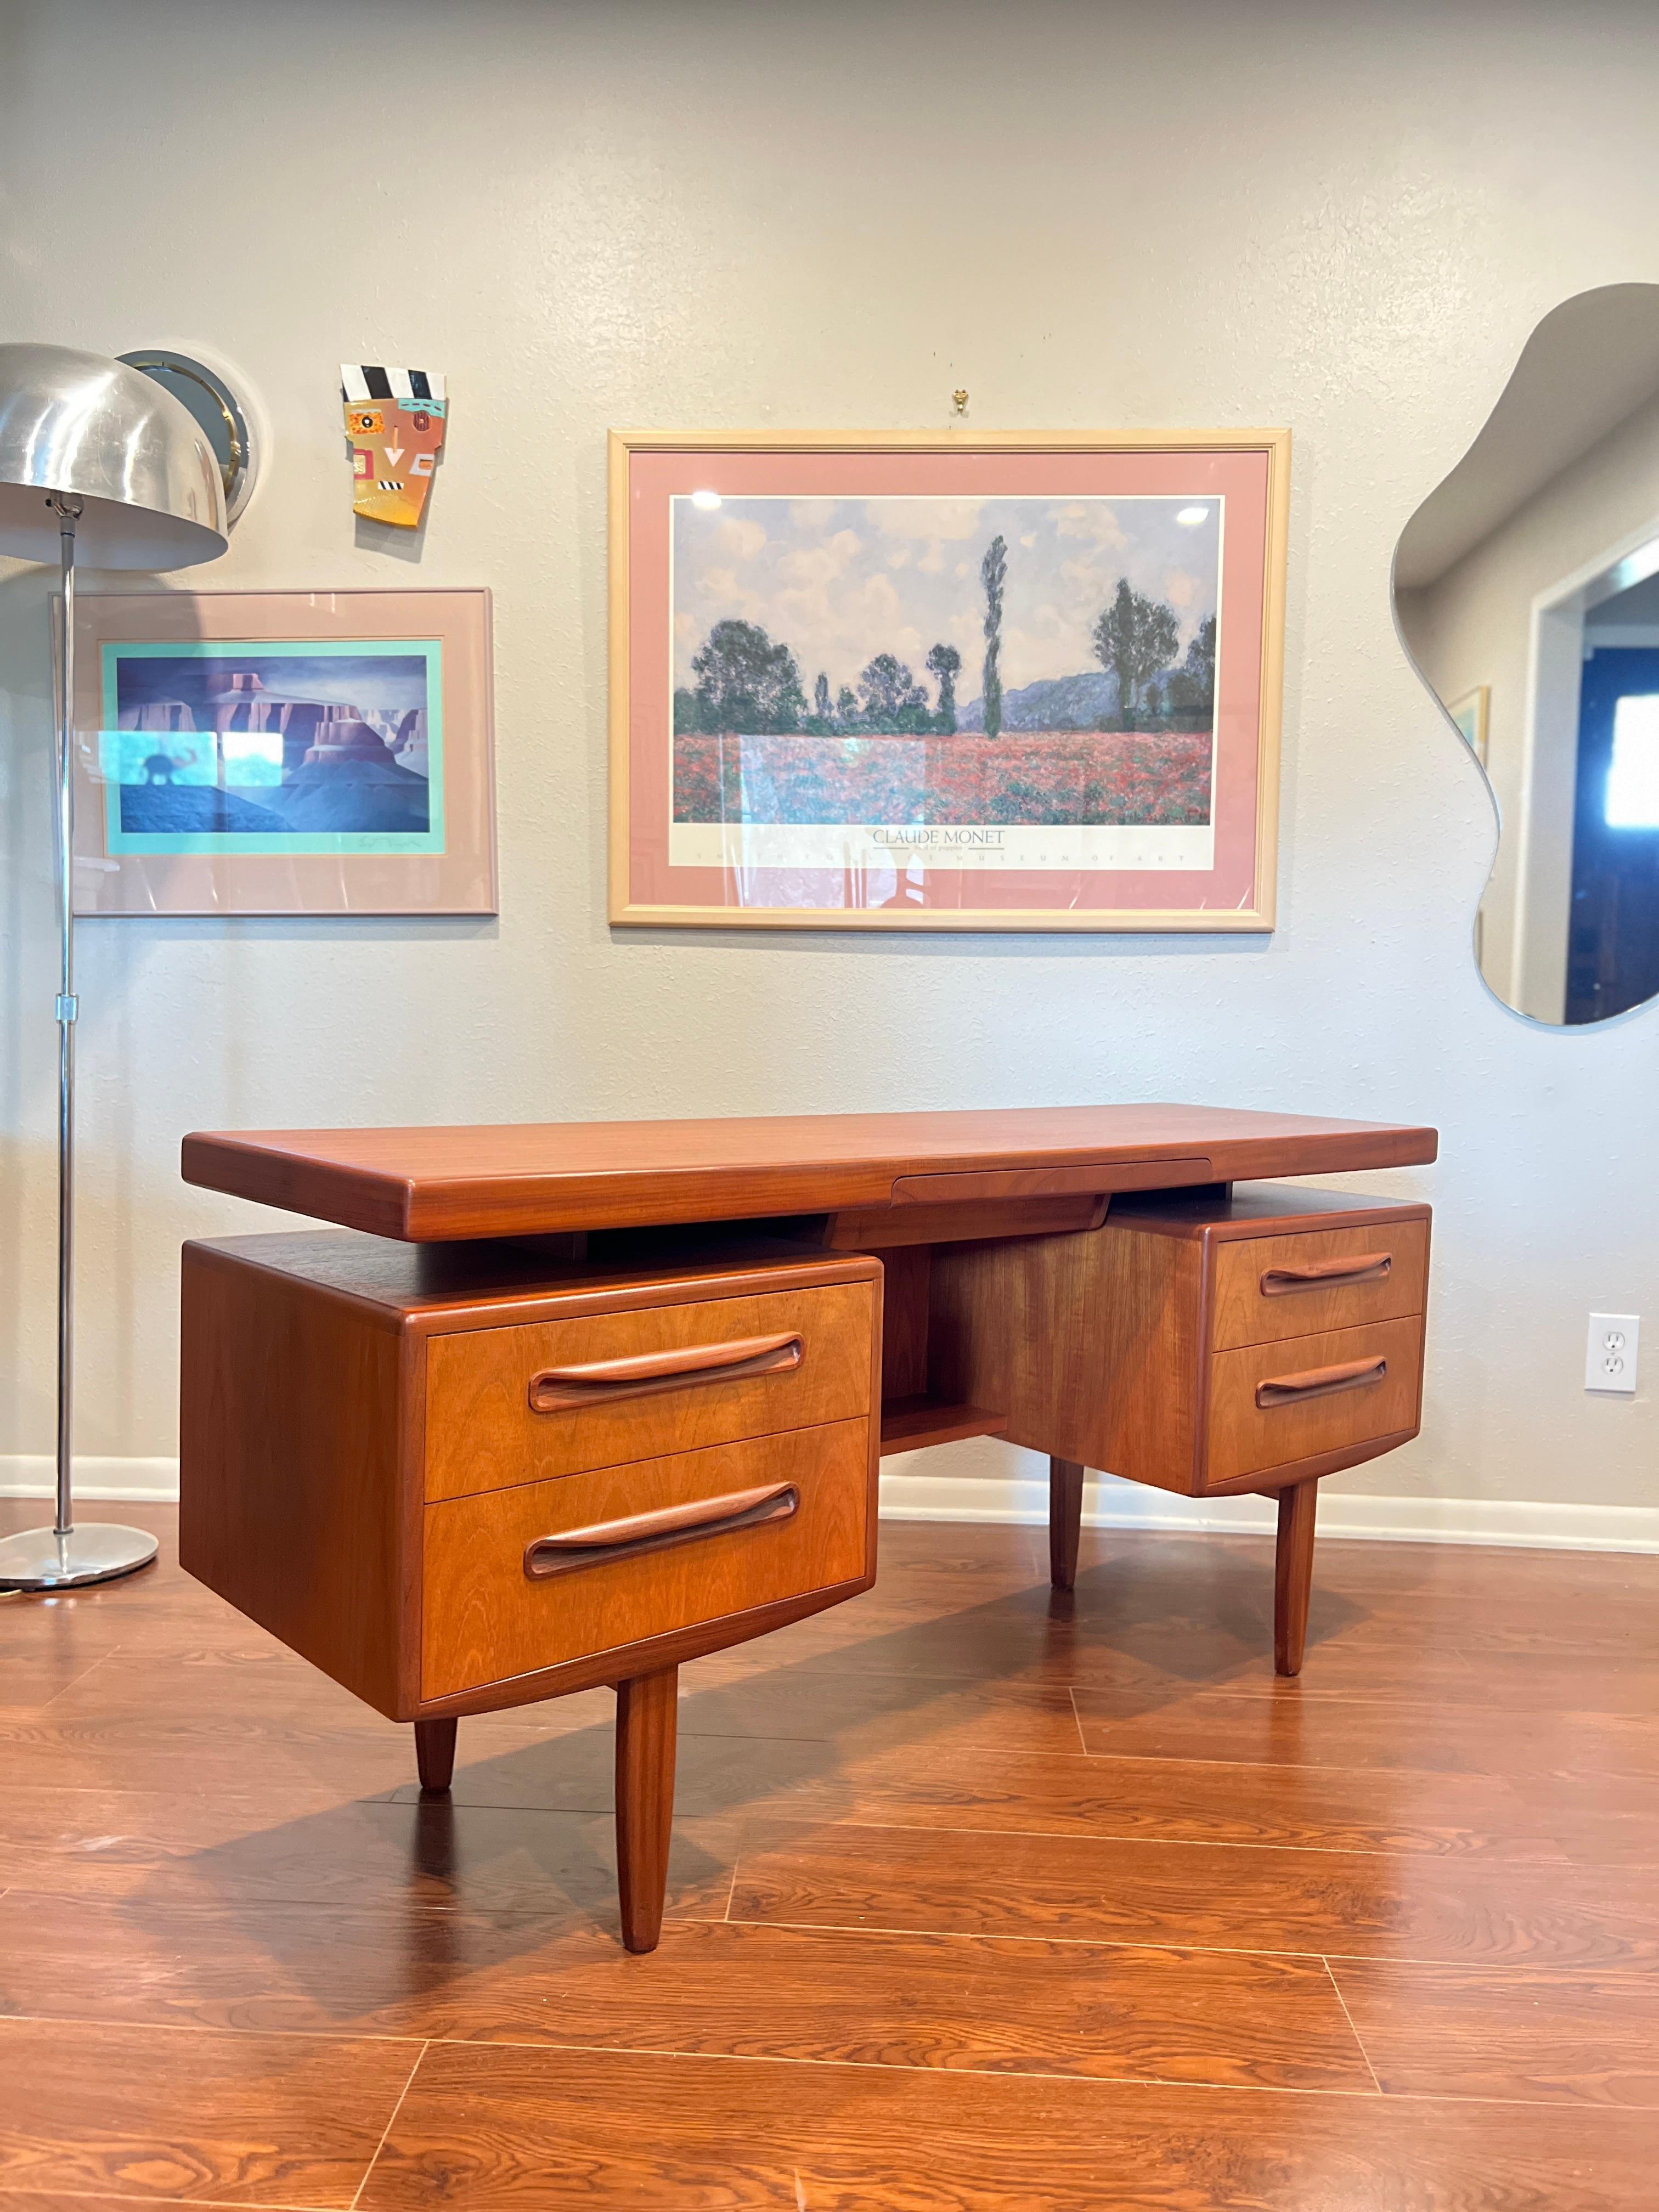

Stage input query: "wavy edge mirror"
[{"left": 1396, "top": 283, "right": 1659, "bottom": 1029}]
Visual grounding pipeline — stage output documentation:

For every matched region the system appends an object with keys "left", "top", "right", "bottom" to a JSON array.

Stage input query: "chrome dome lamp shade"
[
  {"left": 0, "top": 345, "right": 228, "bottom": 1590},
  {"left": 0, "top": 345, "right": 229, "bottom": 567}
]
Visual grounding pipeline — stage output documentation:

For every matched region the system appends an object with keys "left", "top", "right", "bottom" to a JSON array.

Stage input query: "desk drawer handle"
[
  {"left": 523, "top": 1481, "right": 800, "bottom": 1580},
  {"left": 1256, "top": 1355, "right": 1387, "bottom": 1409},
  {"left": 1260, "top": 1253, "right": 1391, "bottom": 1296},
  {"left": 528, "top": 1333, "right": 804, "bottom": 1413}
]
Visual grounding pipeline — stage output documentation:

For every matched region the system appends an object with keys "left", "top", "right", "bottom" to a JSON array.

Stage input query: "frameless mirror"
[
  {"left": 1396, "top": 284, "right": 1659, "bottom": 1025},
  {"left": 117, "top": 348, "right": 259, "bottom": 525}
]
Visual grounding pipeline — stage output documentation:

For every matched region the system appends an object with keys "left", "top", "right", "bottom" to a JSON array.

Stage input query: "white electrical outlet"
[{"left": 1585, "top": 1313, "right": 1641, "bottom": 1395}]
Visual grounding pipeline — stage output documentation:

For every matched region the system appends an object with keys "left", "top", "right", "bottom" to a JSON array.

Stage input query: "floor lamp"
[{"left": 0, "top": 345, "right": 228, "bottom": 1589}]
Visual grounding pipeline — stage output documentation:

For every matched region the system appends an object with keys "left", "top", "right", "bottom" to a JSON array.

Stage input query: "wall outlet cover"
[{"left": 1586, "top": 1312, "right": 1641, "bottom": 1395}]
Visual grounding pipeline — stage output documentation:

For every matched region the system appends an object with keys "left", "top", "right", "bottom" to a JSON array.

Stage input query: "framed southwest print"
[
  {"left": 610, "top": 430, "right": 1289, "bottom": 930},
  {"left": 68, "top": 588, "right": 495, "bottom": 915}
]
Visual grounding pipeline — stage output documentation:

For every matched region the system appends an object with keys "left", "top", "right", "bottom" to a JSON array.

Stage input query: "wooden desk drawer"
[
  {"left": 422, "top": 1419, "right": 872, "bottom": 1699},
  {"left": 1208, "top": 1316, "right": 1424, "bottom": 1485},
  {"left": 1211, "top": 1220, "right": 1429, "bottom": 1350},
  {"left": 425, "top": 1282, "right": 875, "bottom": 1502}
]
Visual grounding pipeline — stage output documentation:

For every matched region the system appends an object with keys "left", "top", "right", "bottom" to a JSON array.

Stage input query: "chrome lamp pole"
[{"left": 0, "top": 345, "right": 228, "bottom": 1590}]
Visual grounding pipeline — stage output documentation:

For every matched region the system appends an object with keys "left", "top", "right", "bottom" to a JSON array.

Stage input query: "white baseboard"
[
  {"left": 878, "top": 1454, "right": 1659, "bottom": 1554},
  {"left": 6, "top": 1453, "right": 1656, "bottom": 1554},
  {"left": 0, "top": 1457, "right": 182, "bottom": 1504}
]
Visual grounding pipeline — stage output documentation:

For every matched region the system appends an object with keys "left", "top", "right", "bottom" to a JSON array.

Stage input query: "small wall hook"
[{"left": 952, "top": 388, "right": 969, "bottom": 415}]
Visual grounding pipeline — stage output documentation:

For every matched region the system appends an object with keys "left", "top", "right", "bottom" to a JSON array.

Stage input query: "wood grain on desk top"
[{"left": 180, "top": 1103, "right": 1437, "bottom": 1242}]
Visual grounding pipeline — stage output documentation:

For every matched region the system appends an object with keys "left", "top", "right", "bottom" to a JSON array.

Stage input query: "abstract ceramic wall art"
[
  {"left": 342, "top": 365, "right": 448, "bottom": 529},
  {"left": 610, "top": 432, "right": 1289, "bottom": 929}
]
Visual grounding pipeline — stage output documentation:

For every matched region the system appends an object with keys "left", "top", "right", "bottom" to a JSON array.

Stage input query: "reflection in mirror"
[{"left": 1396, "top": 285, "right": 1659, "bottom": 1026}]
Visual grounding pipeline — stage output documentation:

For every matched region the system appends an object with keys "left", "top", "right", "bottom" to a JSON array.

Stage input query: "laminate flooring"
[{"left": 2, "top": 1500, "right": 1657, "bottom": 2208}]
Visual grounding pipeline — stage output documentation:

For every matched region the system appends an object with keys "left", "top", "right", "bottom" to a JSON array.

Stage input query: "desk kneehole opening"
[
  {"left": 523, "top": 1480, "right": 801, "bottom": 1581},
  {"left": 527, "top": 1332, "right": 805, "bottom": 1414},
  {"left": 1255, "top": 1355, "right": 1387, "bottom": 1410}
]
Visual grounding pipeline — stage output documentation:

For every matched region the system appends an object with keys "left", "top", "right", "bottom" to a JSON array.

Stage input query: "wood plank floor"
[{"left": 2, "top": 1501, "right": 1657, "bottom": 2208}]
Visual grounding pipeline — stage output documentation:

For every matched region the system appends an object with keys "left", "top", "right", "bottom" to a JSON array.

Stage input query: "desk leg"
[
  {"left": 616, "top": 1665, "right": 679, "bottom": 1954},
  {"left": 1274, "top": 1480, "right": 1319, "bottom": 1676},
  {"left": 414, "top": 1717, "right": 457, "bottom": 1793},
  {"left": 1049, "top": 1457, "right": 1085, "bottom": 1590}
]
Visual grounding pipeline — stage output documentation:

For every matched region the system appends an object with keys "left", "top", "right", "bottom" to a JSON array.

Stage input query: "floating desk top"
[{"left": 180, "top": 1103, "right": 1437, "bottom": 1242}]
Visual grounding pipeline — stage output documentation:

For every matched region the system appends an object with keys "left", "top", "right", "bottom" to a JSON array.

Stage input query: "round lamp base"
[{"left": 0, "top": 1523, "right": 160, "bottom": 1590}]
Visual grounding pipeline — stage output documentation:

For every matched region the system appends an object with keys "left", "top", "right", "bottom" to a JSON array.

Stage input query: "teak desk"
[{"left": 178, "top": 1104, "right": 1436, "bottom": 1950}]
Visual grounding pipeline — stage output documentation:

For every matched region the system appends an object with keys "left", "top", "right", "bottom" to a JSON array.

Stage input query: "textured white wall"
[{"left": 1, "top": 0, "right": 1655, "bottom": 1515}]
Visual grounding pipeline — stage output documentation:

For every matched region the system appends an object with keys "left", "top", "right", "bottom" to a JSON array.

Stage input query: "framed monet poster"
[
  {"left": 610, "top": 429, "right": 1289, "bottom": 930},
  {"left": 67, "top": 588, "right": 495, "bottom": 915}
]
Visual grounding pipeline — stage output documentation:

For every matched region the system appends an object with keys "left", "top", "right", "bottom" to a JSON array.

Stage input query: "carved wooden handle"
[
  {"left": 523, "top": 1481, "right": 800, "bottom": 1579},
  {"left": 1260, "top": 1252, "right": 1392, "bottom": 1295},
  {"left": 528, "top": 1332, "right": 804, "bottom": 1413},
  {"left": 1256, "top": 1355, "right": 1387, "bottom": 1409}
]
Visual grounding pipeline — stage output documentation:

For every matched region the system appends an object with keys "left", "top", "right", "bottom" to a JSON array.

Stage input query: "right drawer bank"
[{"left": 931, "top": 1182, "right": 1430, "bottom": 1498}]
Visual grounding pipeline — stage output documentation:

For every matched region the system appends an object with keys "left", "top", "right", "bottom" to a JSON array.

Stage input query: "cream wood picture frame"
[{"left": 1448, "top": 683, "right": 1491, "bottom": 765}]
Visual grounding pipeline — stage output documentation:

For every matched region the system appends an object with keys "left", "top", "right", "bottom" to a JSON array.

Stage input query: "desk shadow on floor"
[{"left": 97, "top": 1536, "right": 1373, "bottom": 2018}]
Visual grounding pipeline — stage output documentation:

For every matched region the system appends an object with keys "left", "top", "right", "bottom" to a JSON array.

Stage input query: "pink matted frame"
[
  {"left": 69, "top": 587, "right": 495, "bottom": 917},
  {"left": 610, "top": 430, "right": 1289, "bottom": 932}
]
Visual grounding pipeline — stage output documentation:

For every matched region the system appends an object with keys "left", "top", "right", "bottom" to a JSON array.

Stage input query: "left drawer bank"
[
  {"left": 180, "top": 1231, "right": 881, "bottom": 1711},
  {"left": 179, "top": 1230, "right": 883, "bottom": 1950}
]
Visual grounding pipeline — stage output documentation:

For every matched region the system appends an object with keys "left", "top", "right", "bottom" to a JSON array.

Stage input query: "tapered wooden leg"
[
  {"left": 1274, "top": 1479, "right": 1319, "bottom": 1676},
  {"left": 615, "top": 1665, "right": 678, "bottom": 1954},
  {"left": 1049, "top": 1456, "right": 1085, "bottom": 1591},
  {"left": 414, "top": 1717, "right": 458, "bottom": 1793}
]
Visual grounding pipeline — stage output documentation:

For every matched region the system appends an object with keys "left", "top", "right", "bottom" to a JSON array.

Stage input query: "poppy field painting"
[{"left": 612, "top": 433, "right": 1288, "bottom": 929}]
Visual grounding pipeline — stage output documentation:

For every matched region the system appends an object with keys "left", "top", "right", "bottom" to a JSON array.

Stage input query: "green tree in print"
[
  {"left": 980, "top": 536, "right": 1007, "bottom": 739},
  {"left": 926, "top": 642, "right": 962, "bottom": 735},
  {"left": 1092, "top": 579, "right": 1180, "bottom": 719},
  {"left": 1167, "top": 614, "right": 1217, "bottom": 714},
  {"left": 802, "top": 671, "right": 835, "bottom": 735},
  {"left": 1187, "top": 613, "right": 1216, "bottom": 696},
  {"left": 857, "top": 653, "right": 930, "bottom": 731},
  {"left": 691, "top": 620, "right": 806, "bottom": 733}
]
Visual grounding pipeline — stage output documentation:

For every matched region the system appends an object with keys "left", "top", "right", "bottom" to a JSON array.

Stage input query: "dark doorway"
[{"left": 1567, "top": 645, "right": 1659, "bottom": 1023}]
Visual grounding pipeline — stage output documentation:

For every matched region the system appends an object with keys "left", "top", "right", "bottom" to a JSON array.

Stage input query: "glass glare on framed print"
[
  {"left": 69, "top": 588, "right": 495, "bottom": 915},
  {"left": 609, "top": 431, "right": 1289, "bottom": 930}
]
